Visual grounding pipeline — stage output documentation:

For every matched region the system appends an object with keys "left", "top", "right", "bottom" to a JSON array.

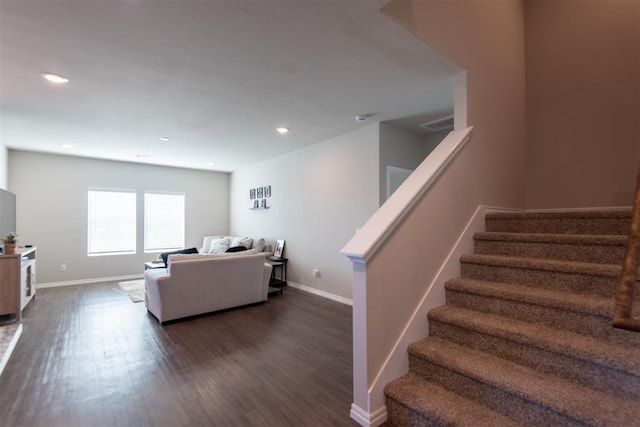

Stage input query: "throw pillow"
[
  {"left": 207, "top": 237, "right": 229, "bottom": 254},
  {"left": 226, "top": 245, "right": 248, "bottom": 253},
  {"left": 253, "top": 238, "right": 266, "bottom": 252},
  {"left": 231, "top": 237, "right": 253, "bottom": 249},
  {"left": 201, "top": 235, "right": 226, "bottom": 253},
  {"left": 161, "top": 247, "right": 198, "bottom": 266}
]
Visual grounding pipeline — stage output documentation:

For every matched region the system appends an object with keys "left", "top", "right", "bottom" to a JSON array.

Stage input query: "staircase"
[{"left": 384, "top": 209, "right": 640, "bottom": 426}]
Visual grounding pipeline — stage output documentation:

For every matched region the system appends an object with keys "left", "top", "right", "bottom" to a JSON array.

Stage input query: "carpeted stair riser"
[
  {"left": 384, "top": 375, "right": 525, "bottom": 427},
  {"left": 460, "top": 256, "right": 622, "bottom": 298},
  {"left": 385, "top": 399, "right": 444, "bottom": 427},
  {"left": 407, "top": 338, "right": 638, "bottom": 426},
  {"left": 407, "top": 349, "right": 586, "bottom": 426},
  {"left": 485, "top": 210, "right": 631, "bottom": 235},
  {"left": 445, "top": 279, "right": 640, "bottom": 347},
  {"left": 473, "top": 232, "right": 627, "bottom": 264},
  {"left": 427, "top": 317, "right": 640, "bottom": 400}
]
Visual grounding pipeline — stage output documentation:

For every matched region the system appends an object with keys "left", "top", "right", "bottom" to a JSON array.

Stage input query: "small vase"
[{"left": 3, "top": 242, "right": 16, "bottom": 254}]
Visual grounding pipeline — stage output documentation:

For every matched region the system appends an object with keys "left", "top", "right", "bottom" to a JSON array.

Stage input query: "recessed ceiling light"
[
  {"left": 136, "top": 154, "right": 150, "bottom": 158},
  {"left": 276, "top": 127, "right": 289, "bottom": 134},
  {"left": 160, "top": 136, "right": 170, "bottom": 142},
  {"left": 41, "top": 72, "right": 69, "bottom": 84},
  {"left": 60, "top": 143, "right": 74, "bottom": 149},
  {"left": 207, "top": 162, "right": 215, "bottom": 167}
]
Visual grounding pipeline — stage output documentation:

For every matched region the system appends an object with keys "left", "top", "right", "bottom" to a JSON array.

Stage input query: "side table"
[
  {"left": 265, "top": 256, "right": 287, "bottom": 295},
  {"left": 144, "top": 261, "right": 166, "bottom": 270}
]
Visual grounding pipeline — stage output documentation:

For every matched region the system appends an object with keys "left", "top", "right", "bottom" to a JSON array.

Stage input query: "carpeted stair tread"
[
  {"left": 408, "top": 337, "right": 640, "bottom": 426},
  {"left": 427, "top": 305, "right": 640, "bottom": 374},
  {"left": 485, "top": 209, "right": 631, "bottom": 235},
  {"left": 474, "top": 232, "right": 627, "bottom": 263},
  {"left": 460, "top": 253, "right": 621, "bottom": 278},
  {"left": 445, "top": 277, "right": 640, "bottom": 348},
  {"left": 474, "top": 232, "right": 627, "bottom": 246},
  {"left": 384, "top": 373, "right": 525, "bottom": 427},
  {"left": 446, "top": 277, "right": 614, "bottom": 318}
]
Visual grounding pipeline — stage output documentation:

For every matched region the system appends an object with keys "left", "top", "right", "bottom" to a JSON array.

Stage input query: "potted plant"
[{"left": 3, "top": 232, "right": 17, "bottom": 254}]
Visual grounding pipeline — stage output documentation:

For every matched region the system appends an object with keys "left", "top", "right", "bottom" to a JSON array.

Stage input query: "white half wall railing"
[{"left": 341, "top": 126, "right": 473, "bottom": 427}]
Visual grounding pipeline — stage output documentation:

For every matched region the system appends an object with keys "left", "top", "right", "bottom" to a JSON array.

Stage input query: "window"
[
  {"left": 87, "top": 190, "right": 136, "bottom": 256},
  {"left": 144, "top": 192, "right": 185, "bottom": 253}
]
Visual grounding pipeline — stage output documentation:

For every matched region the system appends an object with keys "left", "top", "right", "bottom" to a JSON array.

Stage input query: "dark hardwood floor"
[{"left": 0, "top": 283, "right": 357, "bottom": 427}]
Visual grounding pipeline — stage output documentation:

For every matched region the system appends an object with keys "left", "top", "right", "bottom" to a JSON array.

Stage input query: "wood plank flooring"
[{"left": 0, "top": 283, "right": 357, "bottom": 427}]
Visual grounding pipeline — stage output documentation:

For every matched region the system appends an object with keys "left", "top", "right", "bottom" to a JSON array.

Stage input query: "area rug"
[{"left": 118, "top": 279, "right": 146, "bottom": 303}]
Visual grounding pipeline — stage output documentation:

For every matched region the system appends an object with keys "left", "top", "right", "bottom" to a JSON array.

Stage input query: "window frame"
[{"left": 87, "top": 189, "right": 137, "bottom": 257}]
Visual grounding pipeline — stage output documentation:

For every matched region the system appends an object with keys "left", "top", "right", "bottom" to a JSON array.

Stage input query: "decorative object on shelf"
[
  {"left": 273, "top": 239, "right": 285, "bottom": 258},
  {"left": 249, "top": 185, "right": 271, "bottom": 210},
  {"left": 3, "top": 232, "right": 17, "bottom": 255}
]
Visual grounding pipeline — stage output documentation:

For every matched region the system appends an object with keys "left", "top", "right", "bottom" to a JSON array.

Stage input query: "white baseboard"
[
  {"left": 350, "top": 403, "right": 387, "bottom": 427},
  {"left": 287, "top": 281, "right": 353, "bottom": 306},
  {"left": 37, "top": 274, "right": 143, "bottom": 289},
  {"left": 0, "top": 323, "right": 22, "bottom": 377}
]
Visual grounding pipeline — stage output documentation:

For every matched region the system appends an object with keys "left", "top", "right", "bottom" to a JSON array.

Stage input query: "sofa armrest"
[{"left": 144, "top": 268, "right": 168, "bottom": 319}]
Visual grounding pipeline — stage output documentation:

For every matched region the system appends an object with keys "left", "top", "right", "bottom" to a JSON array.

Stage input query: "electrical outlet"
[
  {"left": 60, "top": 264, "right": 67, "bottom": 272},
  {"left": 312, "top": 269, "right": 320, "bottom": 278}
]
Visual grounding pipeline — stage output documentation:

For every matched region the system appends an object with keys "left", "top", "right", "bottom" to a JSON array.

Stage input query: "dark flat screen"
[{"left": 0, "top": 189, "right": 16, "bottom": 244}]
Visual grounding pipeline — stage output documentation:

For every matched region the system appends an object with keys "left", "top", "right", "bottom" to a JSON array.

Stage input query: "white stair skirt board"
[{"left": 354, "top": 205, "right": 521, "bottom": 426}]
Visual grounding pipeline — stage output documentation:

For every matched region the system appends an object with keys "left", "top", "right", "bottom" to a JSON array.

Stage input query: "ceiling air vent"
[{"left": 419, "top": 115, "right": 454, "bottom": 133}]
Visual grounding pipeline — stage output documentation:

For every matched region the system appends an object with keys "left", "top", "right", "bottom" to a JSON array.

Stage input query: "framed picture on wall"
[{"left": 273, "top": 239, "right": 285, "bottom": 258}]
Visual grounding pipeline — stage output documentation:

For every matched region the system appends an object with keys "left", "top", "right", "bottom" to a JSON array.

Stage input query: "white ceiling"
[{"left": 0, "top": 0, "right": 460, "bottom": 172}]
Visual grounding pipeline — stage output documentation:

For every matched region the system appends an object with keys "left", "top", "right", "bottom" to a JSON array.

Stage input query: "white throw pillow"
[
  {"left": 231, "top": 236, "right": 253, "bottom": 249},
  {"left": 207, "top": 237, "right": 229, "bottom": 254},
  {"left": 201, "top": 235, "right": 224, "bottom": 253}
]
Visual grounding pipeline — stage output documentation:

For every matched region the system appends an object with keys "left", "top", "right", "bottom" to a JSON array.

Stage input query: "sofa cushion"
[
  {"left": 207, "top": 237, "right": 229, "bottom": 254},
  {"left": 160, "top": 247, "right": 198, "bottom": 266}
]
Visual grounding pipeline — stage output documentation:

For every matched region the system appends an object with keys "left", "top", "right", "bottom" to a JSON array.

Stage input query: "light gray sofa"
[{"left": 144, "top": 252, "right": 272, "bottom": 324}]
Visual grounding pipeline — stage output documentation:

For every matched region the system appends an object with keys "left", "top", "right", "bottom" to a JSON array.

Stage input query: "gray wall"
[
  {"left": 229, "top": 124, "right": 380, "bottom": 301},
  {"left": 379, "top": 123, "right": 449, "bottom": 205},
  {"left": 8, "top": 151, "right": 229, "bottom": 284},
  {"left": 379, "top": 123, "right": 425, "bottom": 205}
]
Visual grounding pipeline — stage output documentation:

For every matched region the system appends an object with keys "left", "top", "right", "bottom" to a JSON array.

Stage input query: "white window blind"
[
  {"left": 87, "top": 190, "right": 136, "bottom": 256},
  {"left": 144, "top": 192, "right": 185, "bottom": 252}
]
